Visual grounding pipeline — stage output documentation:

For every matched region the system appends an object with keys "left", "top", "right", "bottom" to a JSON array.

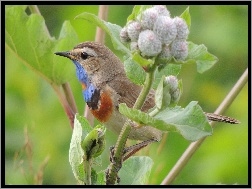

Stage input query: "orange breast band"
[
  {"left": 81, "top": 83, "right": 86, "bottom": 90},
  {"left": 91, "top": 90, "right": 113, "bottom": 123}
]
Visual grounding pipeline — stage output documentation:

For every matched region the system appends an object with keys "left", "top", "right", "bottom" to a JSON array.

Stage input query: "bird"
[{"left": 55, "top": 41, "right": 239, "bottom": 142}]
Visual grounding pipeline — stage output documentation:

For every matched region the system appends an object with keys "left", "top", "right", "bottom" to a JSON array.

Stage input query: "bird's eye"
[{"left": 81, "top": 52, "right": 89, "bottom": 60}]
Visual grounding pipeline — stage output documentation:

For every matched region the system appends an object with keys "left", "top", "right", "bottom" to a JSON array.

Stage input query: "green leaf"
[
  {"left": 119, "top": 156, "right": 153, "bottom": 185},
  {"left": 76, "top": 114, "right": 93, "bottom": 136},
  {"left": 155, "top": 76, "right": 164, "bottom": 109},
  {"left": 187, "top": 42, "right": 219, "bottom": 73},
  {"left": 69, "top": 114, "right": 87, "bottom": 184},
  {"left": 75, "top": 12, "right": 130, "bottom": 55},
  {"left": 119, "top": 102, "right": 212, "bottom": 141},
  {"left": 127, "top": 5, "right": 141, "bottom": 22},
  {"left": 124, "top": 57, "right": 146, "bottom": 85},
  {"left": 132, "top": 52, "right": 154, "bottom": 67},
  {"left": 180, "top": 7, "right": 191, "bottom": 29},
  {"left": 5, "top": 6, "right": 79, "bottom": 85}
]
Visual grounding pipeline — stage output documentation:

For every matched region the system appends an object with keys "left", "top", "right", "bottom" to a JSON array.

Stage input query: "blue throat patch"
[{"left": 73, "top": 61, "right": 100, "bottom": 108}]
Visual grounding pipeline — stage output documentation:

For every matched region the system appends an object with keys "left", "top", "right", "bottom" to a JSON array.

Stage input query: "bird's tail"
[{"left": 204, "top": 112, "right": 240, "bottom": 124}]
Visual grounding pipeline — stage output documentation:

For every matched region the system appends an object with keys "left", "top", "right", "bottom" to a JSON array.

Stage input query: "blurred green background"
[{"left": 5, "top": 5, "right": 248, "bottom": 185}]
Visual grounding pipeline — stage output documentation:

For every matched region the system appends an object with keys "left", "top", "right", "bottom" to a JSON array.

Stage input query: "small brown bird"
[{"left": 55, "top": 42, "right": 239, "bottom": 141}]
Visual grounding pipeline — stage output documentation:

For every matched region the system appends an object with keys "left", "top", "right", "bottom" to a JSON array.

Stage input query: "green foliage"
[
  {"left": 186, "top": 42, "right": 219, "bottom": 73},
  {"left": 155, "top": 76, "right": 170, "bottom": 109},
  {"left": 69, "top": 114, "right": 87, "bottom": 184},
  {"left": 69, "top": 114, "right": 156, "bottom": 185},
  {"left": 119, "top": 102, "right": 212, "bottom": 141},
  {"left": 5, "top": 6, "right": 79, "bottom": 85},
  {"left": 119, "top": 156, "right": 153, "bottom": 184}
]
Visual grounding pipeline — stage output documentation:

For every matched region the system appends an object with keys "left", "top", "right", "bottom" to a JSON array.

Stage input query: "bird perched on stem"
[{"left": 55, "top": 42, "right": 239, "bottom": 141}]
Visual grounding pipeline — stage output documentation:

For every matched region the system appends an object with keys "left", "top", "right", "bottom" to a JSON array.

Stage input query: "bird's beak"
[{"left": 55, "top": 51, "right": 72, "bottom": 59}]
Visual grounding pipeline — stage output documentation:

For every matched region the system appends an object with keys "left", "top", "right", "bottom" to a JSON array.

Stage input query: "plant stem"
[
  {"left": 62, "top": 83, "right": 78, "bottom": 115},
  {"left": 52, "top": 84, "right": 75, "bottom": 128},
  {"left": 106, "top": 121, "right": 131, "bottom": 185},
  {"left": 28, "top": 5, "right": 51, "bottom": 37},
  {"left": 83, "top": 156, "right": 92, "bottom": 185},
  {"left": 161, "top": 68, "right": 248, "bottom": 185},
  {"left": 148, "top": 107, "right": 159, "bottom": 117},
  {"left": 133, "top": 69, "right": 155, "bottom": 109},
  {"left": 106, "top": 69, "right": 155, "bottom": 185}
]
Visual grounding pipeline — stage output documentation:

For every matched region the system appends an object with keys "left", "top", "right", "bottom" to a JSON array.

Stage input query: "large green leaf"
[
  {"left": 5, "top": 6, "right": 79, "bottom": 85},
  {"left": 119, "top": 101, "right": 212, "bottom": 141},
  {"left": 119, "top": 156, "right": 153, "bottom": 185}
]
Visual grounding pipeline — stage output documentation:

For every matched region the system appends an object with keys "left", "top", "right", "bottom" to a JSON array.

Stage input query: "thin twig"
[
  {"left": 161, "top": 68, "right": 248, "bottom": 185},
  {"left": 62, "top": 83, "right": 78, "bottom": 115}
]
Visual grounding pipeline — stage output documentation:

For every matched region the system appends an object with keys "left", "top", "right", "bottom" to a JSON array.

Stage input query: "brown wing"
[{"left": 106, "top": 73, "right": 155, "bottom": 111}]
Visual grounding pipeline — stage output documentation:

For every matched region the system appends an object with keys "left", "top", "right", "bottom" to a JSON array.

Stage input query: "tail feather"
[{"left": 204, "top": 112, "right": 240, "bottom": 124}]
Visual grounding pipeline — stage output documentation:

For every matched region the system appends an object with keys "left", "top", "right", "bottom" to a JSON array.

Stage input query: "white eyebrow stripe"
[
  {"left": 82, "top": 47, "right": 98, "bottom": 57},
  {"left": 72, "top": 47, "right": 98, "bottom": 57}
]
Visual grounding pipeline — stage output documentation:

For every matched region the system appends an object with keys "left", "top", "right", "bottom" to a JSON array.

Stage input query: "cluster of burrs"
[{"left": 120, "top": 5, "right": 189, "bottom": 61}]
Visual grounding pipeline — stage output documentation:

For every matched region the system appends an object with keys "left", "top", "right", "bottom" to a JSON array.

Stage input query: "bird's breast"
[
  {"left": 90, "top": 89, "right": 114, "bottom": 123},
  {"left": 83, "top": 84, "right": 114, "bottom": 123}
]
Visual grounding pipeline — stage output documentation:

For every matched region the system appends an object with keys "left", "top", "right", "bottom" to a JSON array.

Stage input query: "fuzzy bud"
[
  {"left": 153, "top": 5, "right": 170, "bottom": 17},
  {"left": 138, "top": 30, "right": 162, "bottom": 57},
  {"left": 171, "top": 88, "right": 180, "bottom": 103},
  {"left": 171, "top": 39, "right": 188, "bottom": 60},
  {"left": 174, "top": 17, "right": 189, "bottom": 40},
  {"left": 164, "top": 75, "right": 178, "bottom": 92},
  {"left": 141, "top": 7, "right": 159, "bottom": 30},
  {"left": 164, "top": 75, "right": 181, "bottom": 104},
  {"left": 120, "top": 26, "right": 130, "bottom": 43},
  {"left": 127, "top": 21, "right": 142, "bottom": 41},
  {"left": 153, "top": 16, "right": 177, "bottom": 45}
]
